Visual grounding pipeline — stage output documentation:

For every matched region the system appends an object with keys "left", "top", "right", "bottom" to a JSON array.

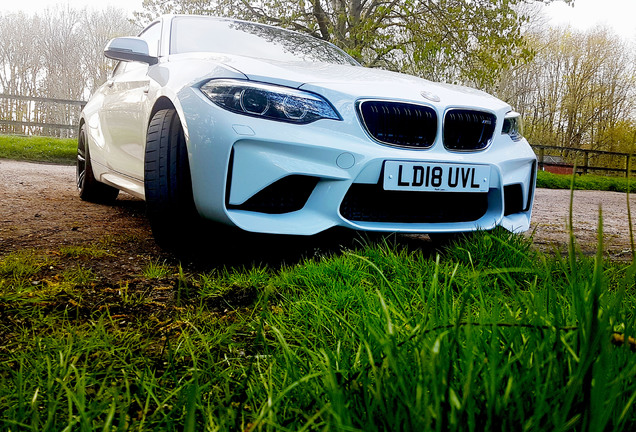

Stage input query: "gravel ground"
[
  {"left": 1, "top": 159, "right": 634, "bottom": 260},
  {"left": 531, "top": 188, "right": 635, "bottom": 259}
]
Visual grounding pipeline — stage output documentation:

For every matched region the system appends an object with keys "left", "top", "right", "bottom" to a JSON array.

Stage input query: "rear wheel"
[
  {"left": 77, "top": 124, "right": 119, "bottom": 203},
  {"left": 144, "top": 109, "right": 198, "bottom": 247}
]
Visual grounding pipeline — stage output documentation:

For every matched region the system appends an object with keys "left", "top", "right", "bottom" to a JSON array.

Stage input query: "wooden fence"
[
  {"left": 532, "top": 145, "right": 634, "bottom": 177},
  {"left": 0, "top": 93, "right": 86, "bottom": 138}
]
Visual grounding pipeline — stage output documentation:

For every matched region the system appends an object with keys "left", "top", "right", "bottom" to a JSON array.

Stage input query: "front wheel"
[
  {"left": 144, "top": 109, "right": 199, "bottom": 247},
  {"left": 77, "top": 124, "right": 119, "bottom": 203}
]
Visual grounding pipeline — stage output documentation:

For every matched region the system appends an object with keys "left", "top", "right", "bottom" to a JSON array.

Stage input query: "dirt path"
[
  {"left": 0, "top": 159, "right": 152, "bottom": 253},
  {"left": 1, "top": 159, "right": 634, "bottom": 261}
]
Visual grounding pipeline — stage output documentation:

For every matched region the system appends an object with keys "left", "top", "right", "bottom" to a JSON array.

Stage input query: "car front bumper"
[{"left": 179, "top": 88, "right": 536, "bottom": 235}]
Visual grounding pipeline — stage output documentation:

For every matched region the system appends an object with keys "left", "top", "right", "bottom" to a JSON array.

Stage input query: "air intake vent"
[
  {"left": 227, "top": 175, "right": 318, "bottom": 214},
  {"left": 340, "top": 183, "right": 488, "bottom": 223},
  {"left": 444, "top": 109, "right": 496, "bottom": 151},
  {"left": 504, "top": 184, "right": 524, "bottom": 216},
  {"left": 358, "top": 101, "right": 437, "bottom": 149}
]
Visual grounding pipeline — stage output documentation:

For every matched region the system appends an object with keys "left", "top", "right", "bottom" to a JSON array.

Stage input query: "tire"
[
  {"left": 77, "top": 124, "right": 119, "bottom": 203},
  {"left": 144, "top": 109, "right": 198, "bottom": 247}
]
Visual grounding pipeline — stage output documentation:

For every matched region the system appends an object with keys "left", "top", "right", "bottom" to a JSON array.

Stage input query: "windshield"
[{"left": 170, "top": 16, "right": 359, "bottom": 66}]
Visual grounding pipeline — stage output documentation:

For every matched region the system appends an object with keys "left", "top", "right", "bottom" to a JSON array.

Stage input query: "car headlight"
[
  {"left": 200, "top": 79, "right": 341, "bottom": 124},
  {"left": 502, "top": 111, "right": 523, "bottom": 141}
]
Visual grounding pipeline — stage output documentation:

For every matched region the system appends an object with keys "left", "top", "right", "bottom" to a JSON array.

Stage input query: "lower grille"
[
  {"left": 340, "top": 183, "right": 489, "bottom": 223},
  {"left": 228, "top": 175, "right": 318, "bottom": 214},
  {"left": 444, "top": 109, "right": 496, "bottom": 151}
]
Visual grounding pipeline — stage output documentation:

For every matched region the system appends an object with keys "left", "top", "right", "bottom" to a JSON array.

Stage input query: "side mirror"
[{"left": 104, "top": 37, "right": 158, "bottom": 65}]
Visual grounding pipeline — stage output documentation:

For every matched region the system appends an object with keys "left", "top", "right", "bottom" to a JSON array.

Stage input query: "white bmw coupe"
[{"left": 78, "top": 15, "right": 536, "bottom": 244}]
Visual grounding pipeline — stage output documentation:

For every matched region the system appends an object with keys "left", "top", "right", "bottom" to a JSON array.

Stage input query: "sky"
[
  {"left": 544, "top": 0, "right": 636, "bottom": 41},
  {"left": 0, "top": 0, "right": 144, "bottom": 17},
  {"left": 0, "top": 0, "right": 634, "bottom": 41}
]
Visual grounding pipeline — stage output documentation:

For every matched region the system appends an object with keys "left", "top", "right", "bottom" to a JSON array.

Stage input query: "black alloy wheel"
[{"left": 77, "top": 123, "right": 119, "bottom": 203}]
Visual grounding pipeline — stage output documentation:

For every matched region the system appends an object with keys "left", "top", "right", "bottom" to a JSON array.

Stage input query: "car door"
[{"left": 99, "top": 23, "right": 161, "bottom": 180}]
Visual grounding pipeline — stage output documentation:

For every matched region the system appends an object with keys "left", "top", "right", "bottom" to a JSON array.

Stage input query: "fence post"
[
  {"left": 583, "top": 151, "right": 589, "bottom": 175},
  {"left": 627, "top": 154, "right": 632, "bottom": 178},
  {"left": 538, "top": 147, "right": 544, "bottom": 171}
]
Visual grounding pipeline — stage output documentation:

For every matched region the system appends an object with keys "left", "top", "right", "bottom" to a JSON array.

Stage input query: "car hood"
[{"left": 178, "top": 53, "right": 509, "bottom": 110}]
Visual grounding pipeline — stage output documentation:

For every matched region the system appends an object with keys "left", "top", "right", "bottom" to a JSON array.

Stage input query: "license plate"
[{"left": 383, "top": 161, "right": 490, "bottom": 192}]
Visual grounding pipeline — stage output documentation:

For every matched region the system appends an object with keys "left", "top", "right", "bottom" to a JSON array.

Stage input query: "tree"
[
  {"left": 497, "top": 26, "right": 636, "bottom": 161},
  {"left": 80, "top": 8, "right": 140, "bottom": 95},
  {"left": 135, "top": 0, "right": 572, "bottom": 88},
  {"left": 0, "top": 7, "right": 139, "bottom": 136},
  {"left": 0, "top": 12, "right": 42, "bottom": 134}
]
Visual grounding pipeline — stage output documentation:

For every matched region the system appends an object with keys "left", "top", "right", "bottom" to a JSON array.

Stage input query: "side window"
[{"left": 139, "top": 23, "right": 161, "bottom": 58}]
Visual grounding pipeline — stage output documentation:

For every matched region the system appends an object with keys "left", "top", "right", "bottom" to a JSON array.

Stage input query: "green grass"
[
  {"left": 537, "top": 170, "right": 633, "bottom": 193},
  {"left": 1, "top": 228, "right": 636, "bottom": 430},
  {"left": 0, "top": 134, "right": 76, "bottom": 165},
  {"left": 142, "top": 259, "right": 173, "bottom": 279}
]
